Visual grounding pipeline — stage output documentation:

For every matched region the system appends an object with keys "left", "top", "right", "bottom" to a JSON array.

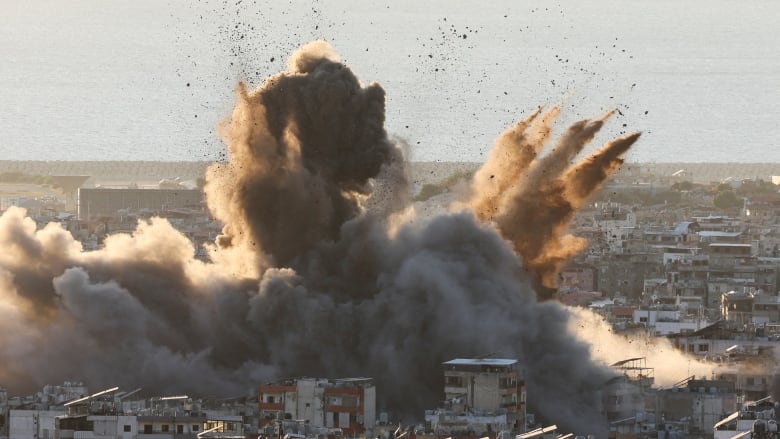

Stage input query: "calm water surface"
[{"left": 1, "top": 0, "right": 779, "bottom": 163}]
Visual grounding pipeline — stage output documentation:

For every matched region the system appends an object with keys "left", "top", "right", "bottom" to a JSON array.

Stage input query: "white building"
[
  {"left": 8, "top": 409, "right": 63, "bottom": 439},
  {"left": 633, "top": 301, "right": 710, "bottom": 336}
]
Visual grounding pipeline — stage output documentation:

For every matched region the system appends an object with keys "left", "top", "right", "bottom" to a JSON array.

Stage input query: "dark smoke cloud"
[
  {"left": 0, "top": 41, "right": 640, "bottom": 435},
  {"left": 205, "top": 41, "right": 403, "bottom": 271}
]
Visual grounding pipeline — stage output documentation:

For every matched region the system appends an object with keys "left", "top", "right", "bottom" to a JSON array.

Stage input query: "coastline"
[{"left": 1, "top": 160, "right": 779, "bottom": 186}]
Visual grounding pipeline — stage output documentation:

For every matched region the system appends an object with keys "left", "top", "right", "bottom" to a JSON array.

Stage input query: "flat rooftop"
[{"left": 444, "top": 358, "right": 517, "bottom": 366}]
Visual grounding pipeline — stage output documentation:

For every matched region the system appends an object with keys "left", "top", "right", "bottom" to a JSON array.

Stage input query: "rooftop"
[
  {"left": 710, "top": 243, "right": 752, "bottom": 247},
  {"left": 698, "top": 231, "right": 743, "bottom": 238},
  {"left": 443, "top": 358, "right": 517, "bottom": 366}
]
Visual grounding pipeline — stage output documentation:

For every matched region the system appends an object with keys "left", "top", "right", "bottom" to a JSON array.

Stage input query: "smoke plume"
[
  {"left": 205, "top": 41, "right": 403, "bottom": 274},
  {"left": 0, "top": 41, "right": 677, "bottom": 435},
  {"left": 569, "top": 307, "right": 716, "bottom": 385},
  {"left": 466, "top": 109, "right": 640, "bottom": 299}
]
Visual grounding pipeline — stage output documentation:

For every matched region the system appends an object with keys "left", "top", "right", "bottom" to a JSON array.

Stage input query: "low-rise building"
[
  {"left": 425, "top": 358, "right": 525, "bottom": 435},
  {"left": 258, "top": 377, "right": 375, "bottom": 437}
]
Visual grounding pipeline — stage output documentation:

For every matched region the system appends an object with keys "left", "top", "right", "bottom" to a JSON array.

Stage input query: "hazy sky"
[{"left": 1, "top": 0, "right": 779, "bottom": 162}]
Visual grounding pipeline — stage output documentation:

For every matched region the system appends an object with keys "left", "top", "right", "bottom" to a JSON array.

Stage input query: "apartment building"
[{"left": 258, "top": 377, "right": 375, "bottom": 437}]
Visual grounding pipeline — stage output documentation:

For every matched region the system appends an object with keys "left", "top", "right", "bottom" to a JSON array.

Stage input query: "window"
[
  {"left": 177, "top": 425, "right": 184, "bottom": 434},
  {"left": 445, "top": 376, "right": 463, "bottom": 387},
  {"left": 192, "top": 425, "right": 200, "bottom": 432},
  {"left": 124, "top": 425, "right": 131, "bottom": 432},
  {"left": 162, "top": 425, "right": 170, "bottom": 433},
  {"left": 268, "top": 395, "right": 275, "bottom": 403},
  {"left": 144, "top": 425, "right": 152, "bottom": 434},
  {"left": 698, "top": 344, "right": 709, "bottom": 352}
]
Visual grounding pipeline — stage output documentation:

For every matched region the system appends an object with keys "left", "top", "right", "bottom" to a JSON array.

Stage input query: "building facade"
[
  {"left": 425, "top": 358, "right": 525, "bottom": 435},
  {"left": 258, "top": 378, "right": 375, "bottom": 437},
  {"left": 77, "top": 188, "right": 203, "bottom": 219}
]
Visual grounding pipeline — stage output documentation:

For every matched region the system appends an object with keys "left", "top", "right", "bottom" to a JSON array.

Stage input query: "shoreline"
[{"left": 1, "top": 160, "right": 779, "bottom": 185}]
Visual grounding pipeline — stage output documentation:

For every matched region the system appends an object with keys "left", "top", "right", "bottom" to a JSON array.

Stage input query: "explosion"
[
  {"left": 466, "top": 107, "right": 639, "bottom": 299},
  {"left": 0, "top": 41, "right": 646, "bottom": 435}
]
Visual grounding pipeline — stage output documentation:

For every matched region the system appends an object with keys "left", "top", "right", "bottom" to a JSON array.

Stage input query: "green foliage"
[
  {"left": 736, "top": 179, "right": 779, "bottom": 196},
  {"left": 713, "top": 189, "right": 742, "bottom": 209},
  {"left": 670, "top": 181, "right": 694, "bottom": 191},
  {"left": 716, "top": 183, "right": 733, "bottom": 192}
]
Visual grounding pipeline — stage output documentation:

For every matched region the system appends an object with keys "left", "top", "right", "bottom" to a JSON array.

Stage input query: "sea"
[{"left": 1, "top": 0, "right": 779, "bottom": 164}]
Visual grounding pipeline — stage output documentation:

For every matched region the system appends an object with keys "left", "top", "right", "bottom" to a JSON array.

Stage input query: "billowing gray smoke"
[{"left": 0, "top": 41, "right": 630, "bottom": 435}]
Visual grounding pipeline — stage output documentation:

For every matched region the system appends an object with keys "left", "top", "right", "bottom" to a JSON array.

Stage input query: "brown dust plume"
[{"left": 467, "top": 109, "right": 640, "bottom": 300}]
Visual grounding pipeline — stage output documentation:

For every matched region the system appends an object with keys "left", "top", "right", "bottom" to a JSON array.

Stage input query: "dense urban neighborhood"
[{"left": 3, "top": 161, "right": 780, "bottom": 439}]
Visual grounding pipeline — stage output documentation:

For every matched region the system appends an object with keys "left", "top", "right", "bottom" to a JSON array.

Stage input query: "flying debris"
[{"left": 0, "top": 41, "right": 641, "bottom": 436}]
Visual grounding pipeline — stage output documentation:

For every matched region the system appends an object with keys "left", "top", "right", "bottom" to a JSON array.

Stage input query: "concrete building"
[
  {"left": 592, "top": 206, "right": 637, "bottom": 255},
  {"left": 692, "top": 215, "right": 742, "bottom": 233},
  {"left": 558, "top": 263, "right": 596, "bottom": 293},
  {"left": 644, "top": 221, "right": 700, "bottom": 245},
  {"left": 425, "top": 358, "right": 525, "bottom": 435},
  {"left": 655, "top": 378, "right": 738, "bottom": 436},
  {"left": 53, "top": 393, "right": 244, "bottom": 439},
  {"left": 0, "top": 384, "right": 251, "bottom": 439},
  {"left": 441, "top": 358, "right": 524, "bottom": 414},
  {"left": 52, "top": 412, "right": 243, "bottom": 438},
  {"left": 77, "top": 188, "right": 203, "bottom": 219},
  {"left": 603, "top": 358, "right": 653, "bottom": 421},
  {"left": 712, "top": 397, "right": 777, "bottom": 439},
  {"left": 597, "top": 252, "right": 660, "bottom": 299},
  {"left": 258, "top": 377, "right": 376, "bottom": 437},
  {"left": 632, "top": 305, "right": 710, "bottom": 336},
  {"left": 7, "top": 410, "right": 62, "bottom": 439}
]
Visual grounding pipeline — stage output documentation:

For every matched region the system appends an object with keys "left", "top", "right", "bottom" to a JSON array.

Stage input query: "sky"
[{"left": 1, "top": 0, "right": 779, "bottom": 163}]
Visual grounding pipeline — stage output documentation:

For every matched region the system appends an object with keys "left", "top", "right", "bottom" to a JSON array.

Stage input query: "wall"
[
  {"left": 8, "top": 409, "right": 62, "bottom": 439},
  {"left": 77, "top": 188, "right": 202, "bottom": 219}
]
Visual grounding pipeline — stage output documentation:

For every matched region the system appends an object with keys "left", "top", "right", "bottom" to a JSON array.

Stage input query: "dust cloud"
[{"left": 0, "top": 41, "right": 700, "bottom": 436}]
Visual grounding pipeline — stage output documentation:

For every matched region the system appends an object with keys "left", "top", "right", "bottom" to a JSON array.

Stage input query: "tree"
[
  {"left": 713, "top": 189, "right": 742, "bottom": 209},
  {"left": 671, "top": 181, "right": 694, "bottom": 191},
  {"left": 736, "top": 179, "right": 779, "bottom": 196}
]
